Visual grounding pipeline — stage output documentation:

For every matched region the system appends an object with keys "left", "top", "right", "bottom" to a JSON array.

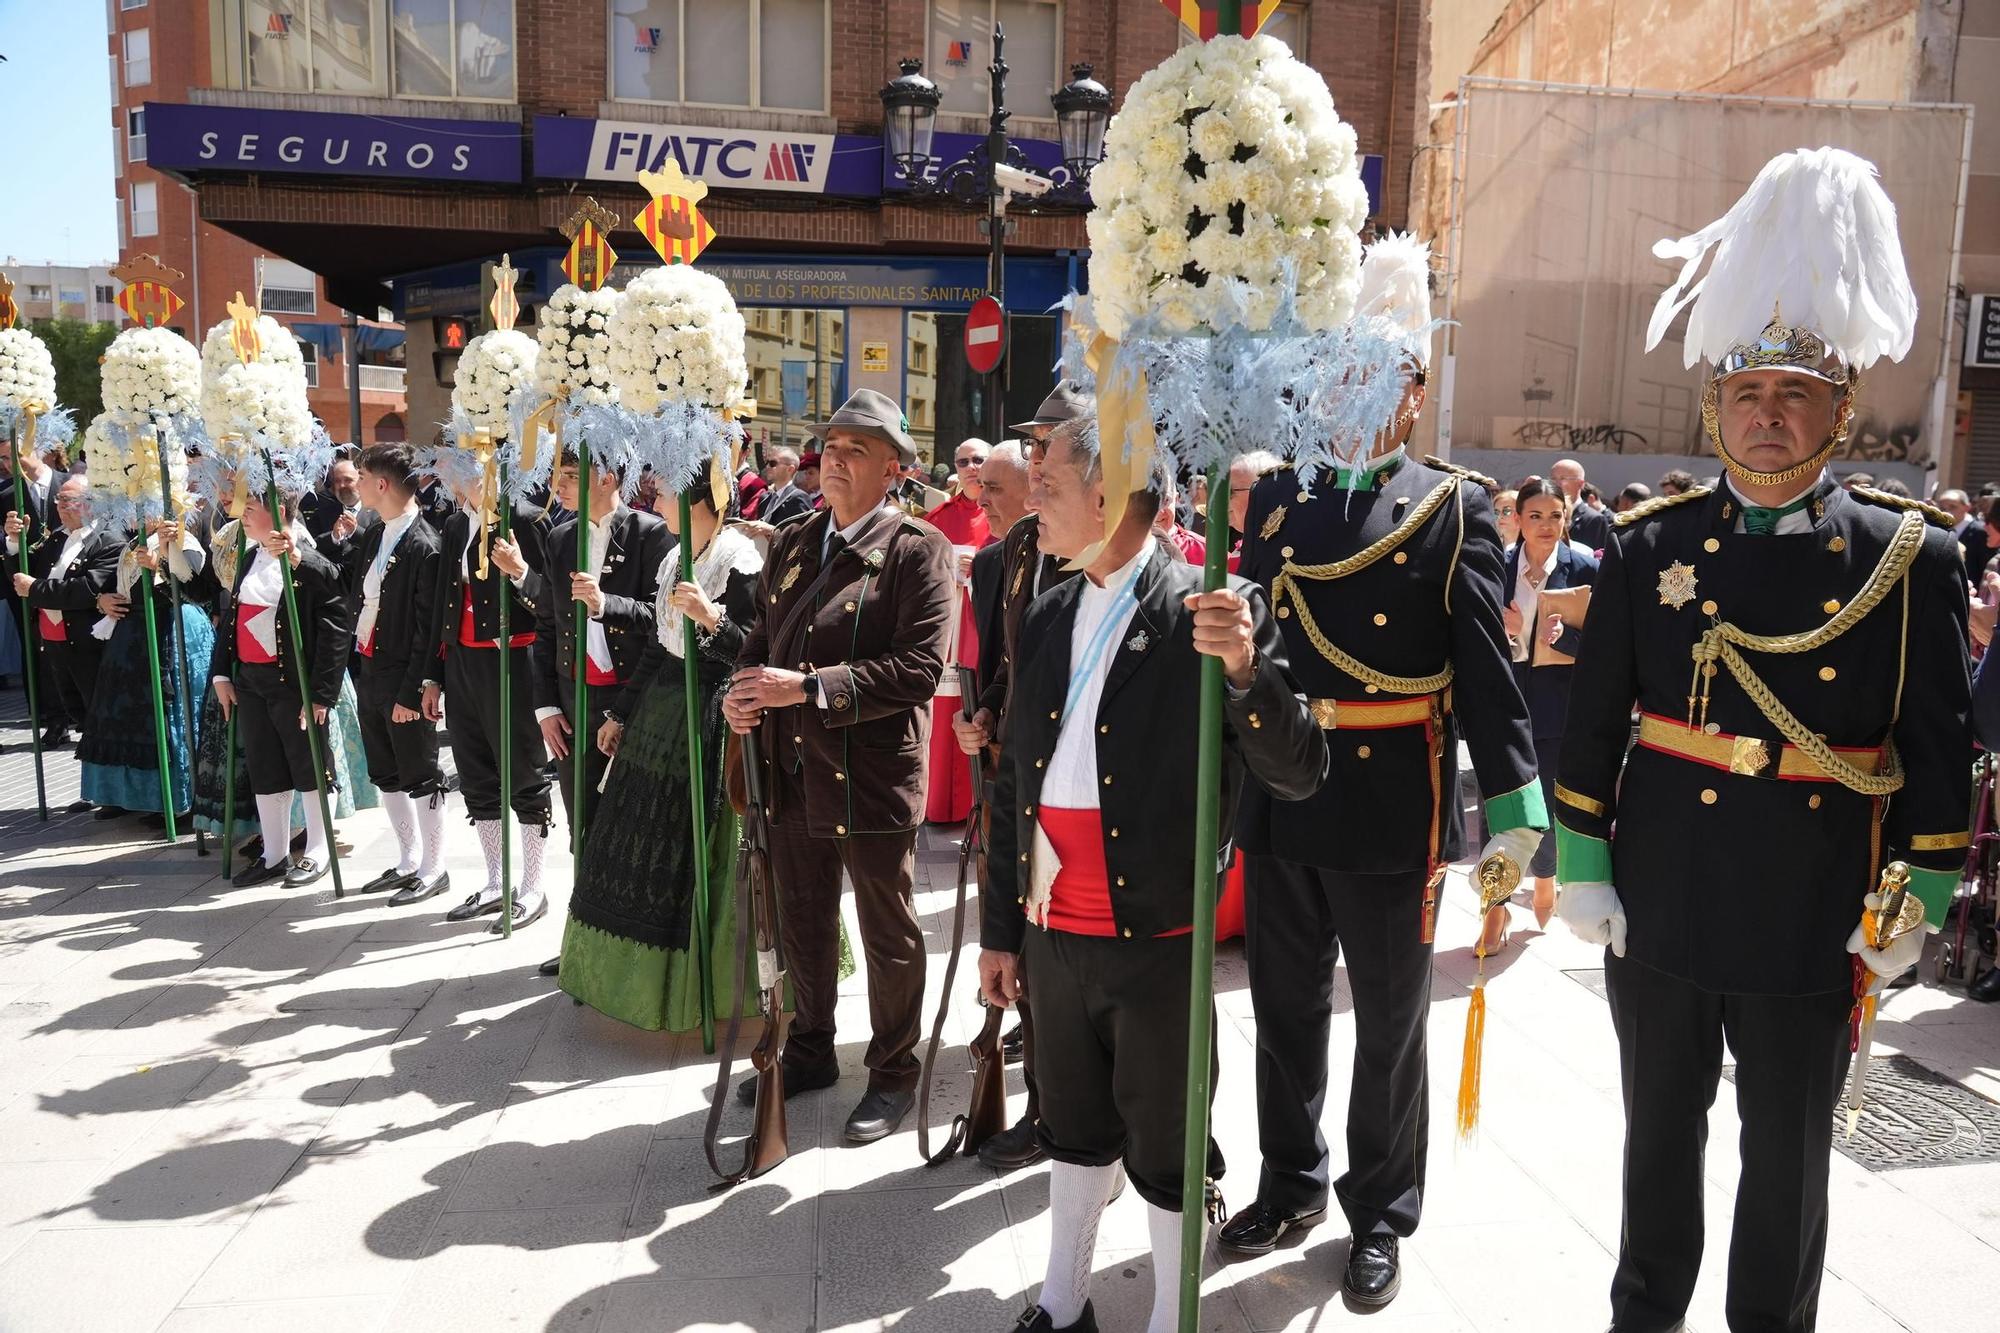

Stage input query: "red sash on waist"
[
  {"left": 459, "top": 587, "right": 534, "bottom": 649},
  {"left": 237, "top": 602, "right": 278, "bottom": 665},
  {"left": 584, "top": 657, "right": 621, "bottom": 687},
  {"left": 38, "top": 607, "right": 66, "bottom": 643},
  {"left": 1035, "top": 806, "right": 1193, "bottom": 939},
  {"left": 357, "top": 628, "right": 375, "bottom": 657}
]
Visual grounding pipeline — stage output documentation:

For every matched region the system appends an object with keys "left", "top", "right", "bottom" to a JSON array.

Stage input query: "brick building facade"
[
  {"left": 141, "top": 1, "right": 1415, "bottom": 462},
  {"left": 107, "top": 0, "right": 409, "bottom": 444}
]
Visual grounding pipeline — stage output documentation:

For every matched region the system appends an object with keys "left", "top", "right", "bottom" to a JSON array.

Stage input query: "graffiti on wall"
[{"left": 1512, "top": 419, "right": 1651, "bottom": 453}]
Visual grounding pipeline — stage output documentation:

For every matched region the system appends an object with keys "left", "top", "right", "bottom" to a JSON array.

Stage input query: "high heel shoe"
[
  {"left": 1532, "top": 878, "right": 1557, "bottom": 929},
  {"left": 1477, "top": 903, "right": 1510, "bottom": 957}
]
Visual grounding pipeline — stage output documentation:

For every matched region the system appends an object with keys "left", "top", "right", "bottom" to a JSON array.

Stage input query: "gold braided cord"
[
  {"left": 1275, "top": 582, "right": 1456, "bottom": 695},
  {"left": 1702, "top": 372, "right": 1858, "bottom": 489},
  {"left": 1687, "top": 508, "right": 1926, "bottom": 797},
  {"left": 1273, "top": 478, "right": 1457, "bottom": 584}
]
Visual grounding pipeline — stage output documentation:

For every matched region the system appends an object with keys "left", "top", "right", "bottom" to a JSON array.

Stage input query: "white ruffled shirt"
[
  {"left": 655, "top": 524, "right": 761, "bottom": 658},
  {"left": 356, "top": 509, "right": 419, "bottom": 650}
]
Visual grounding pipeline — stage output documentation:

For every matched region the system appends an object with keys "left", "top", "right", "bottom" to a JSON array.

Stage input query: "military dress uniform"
[
  {"left": 1555, "top": 477, "right": 1970, "bottom": 1329},
  {"left": 1233, "top": 448, "right": 1545, "bottom": 1245}
]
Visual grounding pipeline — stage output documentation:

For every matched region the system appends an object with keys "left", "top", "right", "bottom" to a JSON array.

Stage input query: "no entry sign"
[{"left": 965, "top": 295, "right": 1005, "bottom": 374}]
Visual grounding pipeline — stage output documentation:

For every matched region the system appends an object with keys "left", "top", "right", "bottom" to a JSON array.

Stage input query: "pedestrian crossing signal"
[{"left": 435, "top": 317, "right": 471, "bottom": 350}]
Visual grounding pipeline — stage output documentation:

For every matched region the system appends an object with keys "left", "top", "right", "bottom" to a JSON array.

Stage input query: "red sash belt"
[
  {"left": 1037, "top": 805, "right": 1192, "bottom": 939},
  {"left": 237, "top": 603, "right": 278, "bottom": 665},
  {"left": 459, "top": 587, "right": 534, "bottom": 649},
  {"left": 38, "top": 608, "right": 66, "bottom": 643}
]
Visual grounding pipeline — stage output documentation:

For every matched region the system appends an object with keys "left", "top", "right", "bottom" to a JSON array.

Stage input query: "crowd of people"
[{"left": 3, "top": 151, "right": 1994, "bottom": 1333}]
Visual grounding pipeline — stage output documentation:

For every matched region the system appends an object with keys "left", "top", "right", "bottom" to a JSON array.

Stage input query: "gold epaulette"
[
  {"left": 1422, "top": 455, "right": 1496, "bottom": 489},
  {"left": 1848, "top": 485, "right": 1954, "bottom": 529},
  {"left": 1613, "top": 487, "right": 1713, "bottom": 527}
]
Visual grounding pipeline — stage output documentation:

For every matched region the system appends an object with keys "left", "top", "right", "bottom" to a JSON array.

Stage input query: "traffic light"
[{"left": 431, "top": 315, "right": 473, "bottom": 385}]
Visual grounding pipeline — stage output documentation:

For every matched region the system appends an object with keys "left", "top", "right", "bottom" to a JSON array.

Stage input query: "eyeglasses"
[
  {"left": 953, "top": 455, "right": 981, "bottom": 467},
  {"left": 1494, "top": 505, "right": 1516, "bottom": 517}
]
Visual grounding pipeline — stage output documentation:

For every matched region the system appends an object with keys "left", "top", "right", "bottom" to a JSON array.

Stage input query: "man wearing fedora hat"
[{"left": 725, "top": 386, "right": 957, "bottom": 1143}]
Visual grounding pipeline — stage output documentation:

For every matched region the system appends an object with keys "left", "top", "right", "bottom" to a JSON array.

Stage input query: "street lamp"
[{"left": 879, "top": 29, "right": 1109, "bottom": 441}]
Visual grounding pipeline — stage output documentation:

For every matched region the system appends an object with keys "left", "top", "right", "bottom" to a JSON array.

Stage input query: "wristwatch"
[{"left": 801, "top": 670, "right": 821, "bottom": 705}]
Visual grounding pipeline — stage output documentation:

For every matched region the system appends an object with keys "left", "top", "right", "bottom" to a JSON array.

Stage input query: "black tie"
[{"left": 825, "top": 534, "right": 848, "bottom": 565}]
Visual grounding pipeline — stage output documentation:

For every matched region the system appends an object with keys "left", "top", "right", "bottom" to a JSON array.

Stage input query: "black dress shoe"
[
  {"left": 488, "top": 895, "right": 548, "bottom": 934},
  {"left": 1344, "top": 1234, "right": 1401, "bottom": 1307},
  {"left": 358, "top": 867, "right": 417, "bottom": 895},
  {"left": 39, "top": 726, "right": 70, "bottom": 748},
  {"left": 844, "top": 1088, "right": 914, "bottom": 1144},
  {"left": 1217, "top": 1200, "right": 1327, "bottom": 1256},
  {"left": 976, "top": 1115, "right": 1047, "bottom": 1171},
  {"left": 389, "top": 871, "right": 450, "bottom": 907},
  {"left": 66, "top": 800, "right": 94, "bottom": 813},
  {"left": 233, "top": 859, "right": 290, "bottom": 888},
  {"left": 93, "top": 806, "right": 128, "bottom": 821},
  {"left": 284, "top": 857, "right": 328, "bottom": 888},
  {"left": 1001, "top": 1020, "right": 1025, "bottom": 1064},
  {"left": 538, "top": 956, "right": 561, "bottom": 977},
  {"left": 735, "top": 1060, "right": 839, "bottom": 1106},
  {"left": 1008, "top": 1301, "right": 1097, "bottom": 1332},
  {"left": 1970, "top": 964, "right": 2000, "bottom": 1002},
  {"left": 445, "top": 889, "right": 505, "bottom": 922}
]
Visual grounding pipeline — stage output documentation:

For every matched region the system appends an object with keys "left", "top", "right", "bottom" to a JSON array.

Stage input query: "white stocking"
[
  {"left": 414, "top": 792, "right": 447, "bottom": 881},
  {"left": 381, "top": 791, "right": 419, "bottom": 875},
  {"left": 1040, "top": 1162, "right": 1116, "bottom": 1327},
  {"left": 253, "top": 792, "right": 291, "bottom": 868},
  {"left": 1146, "top": 1202, "right": 1192, "bottom": 1333},
  {"left": 473, "top": 819, "right": 504, "bottom": 906},
  {"left": 516, "top": 820, "right": 549, "bottom": 913},
  {"left": 299, "top": 794, "right": 329, "bottom": 865}
]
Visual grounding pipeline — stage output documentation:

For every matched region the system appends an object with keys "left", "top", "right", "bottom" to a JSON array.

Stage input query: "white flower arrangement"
[
  {"left": 200, "top": 315, "right": 314, "bottom": 449},
  {"left": 1083, "top": 33, "right": 1369, "bottom": 338},
  {"left": 101, "top": 326, "right": 202, "bottom": 421},
  {"left": 452, "top": 329, "right": 538, "bottom": 441},
  {"left": 606, "top": 264, "right": 747, "bottom": 414},
  {"left": 535, "top": 284, "right": 619, "bottom": 407},
  {"left": 0, "top": 326, "right": 58, "bottom": 413}
]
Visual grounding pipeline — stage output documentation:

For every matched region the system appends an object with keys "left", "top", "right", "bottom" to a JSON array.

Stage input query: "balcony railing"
[{"left": 359, "top": 364, "right": 407, "bottom": 393}]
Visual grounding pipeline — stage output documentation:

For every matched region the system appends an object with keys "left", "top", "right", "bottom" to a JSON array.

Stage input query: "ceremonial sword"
[{"left": 1846, "top": 860, "right": 1916, "bottom": 1136}]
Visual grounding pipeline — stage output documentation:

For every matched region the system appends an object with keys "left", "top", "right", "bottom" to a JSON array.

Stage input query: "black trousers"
[
  {"left": 41, "top": 637, "right": 102, "bottom": 731},
  {"left": 1023, "top": 926, "right": 1222, "bottom": 1213},
  {"left": 1244, "top": 855, "right": 1433, "bottom": 1236},
  {"left": 357, "top": 662, "right": 443, "bottom": 796},
  {"left": 549, "top": 682, "right": 612, "bottom": 840},
  {"left": 235, "top": 662, "right": 322, "bottom": 796},
  {"left": 443, "top": 645, "right": 550, "bottom": 823},
  {"left": 767, "top": 767, "right": 924, "bottom": 1094},
  {"left": 1605, "top": 952, "right": 1853, "bottom": 1333}
]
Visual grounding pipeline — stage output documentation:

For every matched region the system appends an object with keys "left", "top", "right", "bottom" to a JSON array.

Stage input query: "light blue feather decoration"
[{"left": 626, "top": 400, "right": 741, "bottom": 500}]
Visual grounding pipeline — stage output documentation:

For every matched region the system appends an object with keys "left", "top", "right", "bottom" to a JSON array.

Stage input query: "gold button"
[
  {"left": 1020, "top": 853, "right": 1029, "bottom": 863},
  {"left": 1025, "top": 805, "right": 1033, "bottom": 815},
  {"left": 1109, "top": 827, "right": 1119, "bottom": 838},
  {"left": 1828, "top": 536, "right": 1846, "bottom": 553},
  {"left": 1116, "top": 876, "right": 1126, "bottom": 887},
  {"left": 1819, "top": 666, "right": 1836, "bottom": 681},
  {"left": 1702, "top": 664, "right": 1717, "bottom": 679},
  {"left": 1099, "top": 724, "right": 1109, "bottom": 734},
  {"left": 835, "top": 771, "right": 846, "bottom": 782},
  {"left": 1365, "top": 684, "right": 1380, "bottom": 694},
  {"left": 1281, "top": 546, "right": 1295, "bottom": 558},
  {"left": 1700, "top": 789, "right": 1717, "bottom": 805},
  {"left": 794, "top": 735, "right": 803, "bottom": 744},
  {"left": 1248, "top": 712, "right": 1261, "bottom": 729},
  {"left": 1808, "top": 793, "right": 1823, "bottom": 810},
  {"left": 1102, "top": 774, "right": 1113, "bottom": 786},
  {"left": 835, "top": 824, "right": 846, "bottom": 834},
  {"left": 1703, "top": 722, "right": 1721, "bottom": 735},
  {"left": 1393, "top": 551, "right": 1408, "bottom": 564},
  {"left": 1822, "top": 599, "right": 1840, "bottom": 614},
  {"left": 770, "top": 594, "right": 778, "bottom": 604},
  {"left": 1357, "top": 745, "right": 1372, "bottom": 759},
  {"left": 1703, "top": 538, "right": 1720, "bottom": 553},
  {"left": 1700, "top": 599, "right": 1718, "bottom": 616},
  {"left": 1050, "top": 710, "right": 1059, "bottom": 720},
  {"left": 1373, "top": 613, "right": 1388, "bottom": 626},
  {"left": 844, "top": 600, "right": 856, "bottom": 611},
  {"left": 1297, "top": 490, "right": 1310, "bottom": 503},
  {"left": 1035, "top": 758, "right": 1046, "bottom": 768},
  {"left": 1122, "top": 928, "right": 1133, "bottom": 938},
  {"left": 1277, "top": 606, "right": 1291, "bottom": 619}
]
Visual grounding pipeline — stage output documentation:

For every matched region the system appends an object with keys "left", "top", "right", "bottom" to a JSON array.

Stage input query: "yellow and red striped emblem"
[
  {"left": 634, "top": 160, "right": 717, "bottom": 266},
  {"left": 562, "top": 221, "right": 618, "bottom": 291},
  {"left": 1159, "top": 0, "right": 1282, "bottom": 39},
  {"left": 116, "top": 280, "right": 186, "bottom": 328}
]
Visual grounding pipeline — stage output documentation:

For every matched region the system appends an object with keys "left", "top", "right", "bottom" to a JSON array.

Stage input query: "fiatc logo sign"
[
  {"left": 633, "top": 27, "right": 662, "bottom": 53},
  {"left": 582, "top": 120, "right": 836, "bottom": 194},
  {"left": 265, "top": 12, "right": 295, "bottom": 36}
]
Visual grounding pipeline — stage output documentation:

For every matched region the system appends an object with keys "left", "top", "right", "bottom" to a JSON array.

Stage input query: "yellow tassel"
[{"left": 1456, "top": 970, "right": 1487, "bottom": 1141}]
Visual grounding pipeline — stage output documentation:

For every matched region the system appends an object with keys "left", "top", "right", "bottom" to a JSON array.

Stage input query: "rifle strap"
[
  {"left": 916, "top": 802, "right": 980, "bottom": 1166},
  {"left": 702, "top": 850, "right": 758, "bottom": 1189}
]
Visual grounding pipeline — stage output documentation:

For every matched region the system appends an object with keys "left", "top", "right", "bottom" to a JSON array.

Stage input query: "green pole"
[
  {"left": 1218, "top": 0, "right": 1244, "bottom": 36},
  {"left": 136, "top": 538, "right": 177, "bottom": 841},
  {"left": 153, "top": 432, "right": 204, "bottom": 856},
  {"left": 677, "top": 487, "right": 716, "bottom": 1053},
  {"left": 264, "top": 454, "right": 344, "bottom": 898},
  {"left": 572, "top": 439, "right": 591, "bottom": 866},
  {"left": 1177, "top": 462, "right": 1230, "bottom": 1333},
  {"left": 497, "top": 458, "right": 514, "bottom": 937},
  {"left": 8, "top": 428, "right": 47, "bottom": 822},
  {"left": 219, "top": 523, "right": 247, "bottom": 876}
]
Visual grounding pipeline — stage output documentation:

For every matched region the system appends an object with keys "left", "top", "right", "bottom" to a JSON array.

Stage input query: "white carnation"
[
  {"left": 200, "top": 315, "right": 313, "bottom": 449},
  {"left": 453, "top": 329, "right": 539, "bottom": 439},
  {"left": 0, "top": 328, "right": 58, "bottom": 412},
  {"left": 606, "top": 264, "right": 747, "bottom": 414},
  {"left": 102, "top": 326, "right": 202, "bottom": 420}
]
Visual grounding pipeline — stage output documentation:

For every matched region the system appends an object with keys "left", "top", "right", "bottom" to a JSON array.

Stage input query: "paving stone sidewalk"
[{"left": 0, "top": 696, "right": 1997, "bottom": 1332}]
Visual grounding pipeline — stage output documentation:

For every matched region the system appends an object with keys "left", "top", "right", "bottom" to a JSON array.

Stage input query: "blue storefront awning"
[{"left": 288, "top": 323, "right": 407, "bottom": 358}]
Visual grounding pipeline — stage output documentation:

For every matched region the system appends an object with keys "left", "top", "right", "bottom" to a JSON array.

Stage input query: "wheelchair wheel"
[{"left": 1936, "top": 939, "right": 1957, "bottom": 984}]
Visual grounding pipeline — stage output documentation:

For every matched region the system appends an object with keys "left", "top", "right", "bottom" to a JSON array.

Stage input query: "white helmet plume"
[{"left": 1352, "top": 231, "right": 1435, "bottom": 368}]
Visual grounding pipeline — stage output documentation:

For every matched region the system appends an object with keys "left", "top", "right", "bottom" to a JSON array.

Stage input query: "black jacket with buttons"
[
  {"left": 426, "top": 506, "right": 549, "bottom": 676},
  {"left": 211, "top": 540, "right": 351, "bottom": 709},
  {"left": 1556, "top": 476, "right": 1971, "bottom": 995},
  {"left": 23, "top": 525, "right": 124, "bottom": 641},
  {"left": 981, "top": 539, "right": 1328, "bottom": 953},
  {"left": 1234, "top": 457, "right": 1541, "bottom": 875},
  {"left": 522, "top": 505, "right": 671, "bottom": 715},
  {"left": 324, "top": 514, "right": 442, "bottom": 712}
]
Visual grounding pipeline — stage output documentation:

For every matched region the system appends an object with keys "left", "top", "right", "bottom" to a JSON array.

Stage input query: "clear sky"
[{"left": 0, "top": 1, "right": 118, "bottom": 267}]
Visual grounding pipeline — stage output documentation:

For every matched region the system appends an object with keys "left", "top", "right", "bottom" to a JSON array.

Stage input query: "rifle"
[
  {"left": 917, "top": 664, "right": 998, "bottom": 1164},
  {"left": 705, "top": 723, "right": 790, "bottom": 1187}
]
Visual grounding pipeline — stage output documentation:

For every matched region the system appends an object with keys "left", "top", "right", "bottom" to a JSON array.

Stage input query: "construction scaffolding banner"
[{"left": 1438, "top": 81, "right": 1970, "bottom": 491}]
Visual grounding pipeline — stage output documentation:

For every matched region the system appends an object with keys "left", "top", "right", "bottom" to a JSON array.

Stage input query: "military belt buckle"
[
  {"left": 1728, "top": 734, "right": 1775, "bottom": 779},
  {"left": 1309, "top": 699, "right": 1339, "bottom": 729}
]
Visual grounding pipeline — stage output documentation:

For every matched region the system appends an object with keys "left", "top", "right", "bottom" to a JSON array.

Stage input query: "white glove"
[
  {"left": 1845, "top": 893, "right": 1936, "bottom": 985},
  {"left": 1477, "top": 827, "right": 1543, "bottom": 879},
  {"left": 1558, "top": 881, "right": 1627, "bottom": 957}
]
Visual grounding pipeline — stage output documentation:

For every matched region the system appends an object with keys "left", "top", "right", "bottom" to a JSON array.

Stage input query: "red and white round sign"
[{"left": 964, "top": 295, "right": 1005, "bottom": 374}]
